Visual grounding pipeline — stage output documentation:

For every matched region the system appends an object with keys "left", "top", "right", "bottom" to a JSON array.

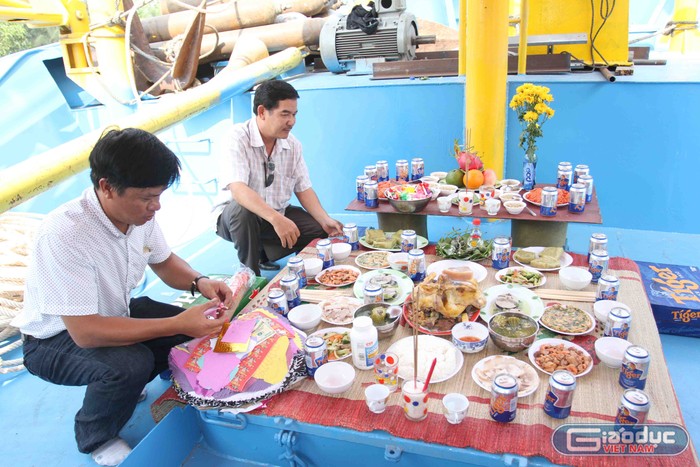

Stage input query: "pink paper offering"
[{"left": 218, "top": 318, "right": 256, "bottom": 353}]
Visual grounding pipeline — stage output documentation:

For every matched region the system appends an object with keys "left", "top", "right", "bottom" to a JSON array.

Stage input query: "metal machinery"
[{"left": 319, "top": 0, "right": 433, "bottom": 74}]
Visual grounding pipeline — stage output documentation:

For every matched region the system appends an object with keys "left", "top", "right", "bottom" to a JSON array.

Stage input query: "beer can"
[
  {"left": 287, "top": 256, "right": 307, "bottom": 288},
  {"left": 304, "top": 336, "right": 328, "bottom": 377},
  {"left": 574, "top": 164, "right": 589, "bottom": 184},
  {"left": 395, "top": 159, "right": 409, "bottom": 182},
  {"left": 407, "top": 249, "right": 426, "bottom": 282},
  {"left": 400, "top": 229, "right": 417, "bottom": 252},
  {"left": 268, "top": 287, "right": 289, "bottom": 317},
  {"left": 280, "top": 274, "right": 301, "bottom": 310},
  {"left": 316, "top": 238, "right": 335, "bottom": 269},
  {"left": 343, "top": 223, "right": 360, "bottom": 250},
  {"left": 588, "top": 233, "right": 608, "bottom": 263},
  {"left": 356, "top": 175, "right": 369, "bottom": 201},
  {"left": 615, "top": 388, "right": 650, "bottom": 426},
  {"left": 491, "top": 236, "right": 511, "bottom": 270},
  {"left": 543, "top": 370, "right": 576, "bottom": 419},
  {"left": 364, "top": 180, "right": 379, "bottom": 208},
  {"left": 376, "top": 160, "right": 389, "bottom": 182},
  {"left": 363, "top": 282, "right": 384, "bottom": 305},
  {"left": 596, "top": 274, "right": 620, "bottom": 301},
  {"left": 568, "top": 183, "right": 586, "bottom": 214},
  {"left": 410, "top": 157, "right": 424, "bottom": 180},
  {"left": 604, "top": 306, "right": 632, "bottom": 340},
  {"left": 490, "top": 373, "right": 519, "bottom": 423},
  {"left": 364, "top": 165, "right": 377, "bottom": 181},
  {"left": 589, "top": 249, "right": 609, "bottom": 283},
  {"left": 556, "top": 162, "right": 573, "bottom": 191},
  {"left": 578, "top": 174, "right": 594, "bottom": 203},
  {"left": 619, "top": 345, "right": 650, "bottom": 390},
  {"left": 540, "top": 186, "right": 558, "bottom": 217}
]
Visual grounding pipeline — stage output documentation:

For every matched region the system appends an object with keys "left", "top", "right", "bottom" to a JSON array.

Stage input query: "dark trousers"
[
  {"left": 22, "top": 297, "right": 189, "bottom": 453},
  {"left": 216, "top": 201, "right": 326, "bottom": 275}
]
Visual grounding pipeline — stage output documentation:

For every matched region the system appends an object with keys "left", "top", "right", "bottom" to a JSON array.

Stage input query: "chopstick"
[
  {"left": 524, "top": 205, "right": 537, "bottom": 217},
  {"left": 299, "top": 289, "right": 355, "bottom": 303},
  {"left": 535, "top": 288, "right": 596, "bottom": 302}
]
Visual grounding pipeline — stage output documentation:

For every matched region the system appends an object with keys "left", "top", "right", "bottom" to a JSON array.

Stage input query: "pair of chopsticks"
[
  {"left": 535, "top": 288, "right": 596, "bottom": 302},
  {"left": 298, "top": 289, "right": 354, "bottom": 303}
]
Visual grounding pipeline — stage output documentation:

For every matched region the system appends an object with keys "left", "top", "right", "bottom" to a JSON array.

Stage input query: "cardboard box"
[{"left": 637, "top": 261, "right": 700, "bottom": 338}]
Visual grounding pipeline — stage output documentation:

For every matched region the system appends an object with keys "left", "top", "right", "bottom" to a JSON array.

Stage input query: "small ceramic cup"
[
  {"left": 437, "top": 196, "right": 451, "bottom": 213},
  {"left": 442, "top": 393, "right": 469, "bottom": 424},
  {"left": 365, "top": 384, "right": 391, "bottom": 414},
  {"left": 485, "top": 198, "right": 501, "bottom": 215}
]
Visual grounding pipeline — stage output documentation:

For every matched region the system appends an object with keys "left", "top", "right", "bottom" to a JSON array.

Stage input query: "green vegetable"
[{"left": 436, "top": 228, "right": 493, "bottom": 261}]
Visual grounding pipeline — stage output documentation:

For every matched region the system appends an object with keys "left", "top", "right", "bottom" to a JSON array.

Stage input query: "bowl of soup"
[{"left": 488, "top": 312, "right": 539, "bottom": 352}]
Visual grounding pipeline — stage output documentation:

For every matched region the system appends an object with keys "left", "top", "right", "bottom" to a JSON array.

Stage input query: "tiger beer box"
[{"left": 637, "top": 261, "right": 700, "bottom": 338}]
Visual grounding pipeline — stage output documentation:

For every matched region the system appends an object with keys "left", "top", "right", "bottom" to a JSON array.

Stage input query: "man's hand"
[
  {"left": 321, "top": 218, "right": 344, "bottom": 237},
  {"left": 175, "top": 300, "right": 229, "bottom": 338},
  {"left": 272, "top": 214, "right": 301, "bottom": 249},
  {"left": 197, "top": 278, "right": 234, "bottom": 308}
]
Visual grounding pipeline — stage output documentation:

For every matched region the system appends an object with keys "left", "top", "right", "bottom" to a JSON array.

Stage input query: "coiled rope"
[{"left": 0, "top": 212, "right": 43, "bottom": 374}]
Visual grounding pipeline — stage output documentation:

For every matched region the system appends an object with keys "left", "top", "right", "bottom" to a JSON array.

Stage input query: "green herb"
[{"left": 436, "top": 228, "right": 493, "bottom": 260}]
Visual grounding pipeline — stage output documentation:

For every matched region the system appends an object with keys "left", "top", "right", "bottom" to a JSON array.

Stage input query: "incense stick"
[{"left": 412, "top": 292, "right": 418, "bottom": 385}]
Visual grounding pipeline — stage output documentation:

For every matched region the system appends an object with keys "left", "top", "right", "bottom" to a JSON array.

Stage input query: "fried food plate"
[
  {"left": 471, "top": 355, "right": 540, "bottom": 397},
  {"left": 528, "top": 338, "right": 593, "bottom": 377},
  {"left": 539, "top": 304, "right": 596, "bottom": 336},
  {"left": 314, "top": 265, "right": 361, "bottom": 287},
  {"left": 309, "top": 327, "right": 351, "bottom": 361},
  {"left": 355, "top": 250, "right": 390, "bottom": 270},
  {"left": 513, "top": 246, "right": 574, "bottom": 272}
]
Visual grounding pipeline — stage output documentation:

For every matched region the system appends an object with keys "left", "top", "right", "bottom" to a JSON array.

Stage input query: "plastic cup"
[
  {"left": 437, "top": 197, "right": 451, "bottom": 213},
  {"left": 442, "top": 393, "right": 469, "bottom": 424},
  {"left": 373, "top": 352, "right": 399, "bottom": 392},
  {"left": 485, "top": 198, "right": 501, "bottom": 215},
  {"left": 365, "top": 384, "right": 391, "bottom": 414},
  {"left": 459, "top": 191, "right": 473, "bottom": 215},
  {"left": 402, "top": 378, "right": 428, "bottom": 421}
]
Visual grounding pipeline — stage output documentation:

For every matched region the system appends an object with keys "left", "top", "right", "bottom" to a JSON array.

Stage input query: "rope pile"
[{"left": 0, "top": 212, "right": 43, "bottom": 374}]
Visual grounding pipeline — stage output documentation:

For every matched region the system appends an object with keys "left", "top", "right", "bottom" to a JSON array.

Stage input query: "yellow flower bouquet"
[{"left": 509, "top": 83, "right": 555, "bottom": 164}]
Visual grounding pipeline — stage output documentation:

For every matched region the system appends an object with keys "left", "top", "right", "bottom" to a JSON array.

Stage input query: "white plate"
[
  {"left": 528, "top": 338, "right": 594, "bottom": 377},
  {"left": 354, "top": 251, "right": 391, "bottom": 270},
  {"left": 425, "top": 259, "right": 488, "bottom": 283},
  {"left": 494, "top": 267, "right": 547, "bottom": 288},
  {"left": 471, "top": 355, "right": 540, "bottom": 397},
  {"left": 513, "top": 247, "right": 574, "bottom": 271},
  {"left": 479, "top": 283, "right": 545, "bottom": 322},
  {"left": 539, "top": 305, "right": 596, "bottom": 336},
  {"left": 318, "top": 296, "right": 364, "bottom": 326},
  {"left": 523, "top": 190, "right": 568, "bottom": 207},
  {"left": 314, "top": 265, "right": 362, "bottom": 287},
  {"left": 359, "top": 232, "right": 429, "bottom": 251},
  {"left": 309, "top": 327, "right": 352, "bottom": 361},
  {"left": 386, "top": 335, "right": 464, "bottom": 384},
  {"left": 353, "top": 269, "right": 413, "bottom": 305}
]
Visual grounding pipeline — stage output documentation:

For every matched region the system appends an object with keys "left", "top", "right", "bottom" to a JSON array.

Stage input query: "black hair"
[
  {"left": 253, "top": 80, "right": 300, "bottom": 111},
  {"left": 89, "top": 127, "right": 181, "bottom": 194}
]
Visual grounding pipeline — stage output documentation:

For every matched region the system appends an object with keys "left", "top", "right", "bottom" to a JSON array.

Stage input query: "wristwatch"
[{"left": 190, "top": 275, "right": 209, "bottom": 297}]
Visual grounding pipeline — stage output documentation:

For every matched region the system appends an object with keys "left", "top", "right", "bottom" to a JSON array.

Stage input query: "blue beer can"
[
  {"left": 490, "top": 373, "right": 519, "bottom": 423},
  {"left": 376, "top": 160, "right": 389, "bottom": 182},
  {"left": 619, "top": 345, "right": 650, "bottom": 390},
  {"left": 604, "top": 306, "right": 632, "bottom": 340},
  {"left": 568, "top": 183, "right": 586, "bottom": 213},
  {"left": 343, "top": 223, "right": 360, "bottom": 250},
  {"left": 364, "top": 165, "right": 377, "bottom": 181},
  {"left": 491, "top": 236, "right": 511, "bottom": 269},
  {"left": 556, "top": 162, "right": 573, "bottom": 190},
  {"left": 280, "top": 274, "right": 301, "bottom": 309},
  {"left": 316, "top": 239, "right": 335, "bottom": 269},
  {"left": 574, "top": 164, "right": 589, "bottom": 184},
  {"left": 407, "top": 249, "right": 426, "bottom": 282},
  {"left": 543, "top": 370, "right": 576, "bottom": 419},
  {"left": 615, "top": 389, "right": 650, "bottom": 427},
  {"left": 304, "top": 336, "right": 328, "bottom": 377},
  {"left": 540, "top": 187, "right": 558, "bottom": 217},
  {"left": 588, "top": 249, "right": 609, "bottom": 283},
  {"left": 395, "top": 160, "right": 409, "bottom": 182},
  {"left": 268, "top": 287, "right": 289, "bottom": 317},
  {"left": 588, "top": 233, "right": 607, "bottom": 263},
  {"left": 288, "top": 256, "right": 307, "bottom": 288},
  {"left": 596, "top": 274, "right": 620, "bottom": 301},
  {"left": 578, "top": 174, "right": 594, "bottom": 203},
  {"left": 410, "top": 158, "right": 424, "bottom": 180},
  {"left": 400, "top": 230, "right": 417, "bottom": 252},
  {"left": 356, "top": 175, "right": 369, "bottom": 201},
  {"left": 364, "top": 180, "right": 379, "bottom": 208}
]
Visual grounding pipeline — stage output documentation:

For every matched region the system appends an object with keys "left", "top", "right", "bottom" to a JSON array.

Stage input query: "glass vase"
[{"left": 523, "top": 159, "right": 536, "bottom": 191}]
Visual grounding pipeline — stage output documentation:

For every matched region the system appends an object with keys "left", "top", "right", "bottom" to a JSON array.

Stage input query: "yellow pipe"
[
  {"left": 0, "top": 47, "right": 303, "bottom": 213},
  {"left": 458, "top": 0, "right": 466, "bottom": 76},
  {"left": 465, "top": 0, "right": 508, "bottom": 178},
  {"left": 517, "top": 0, "right": 528, "bottom": 75},
  {"left": 665, "top": 0, "right": 700, "bottom": 54},
  {"left": 0, "top": 7, "right": 65, "bottom": 25}
]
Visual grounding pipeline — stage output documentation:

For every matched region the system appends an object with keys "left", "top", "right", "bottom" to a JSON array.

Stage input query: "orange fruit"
[{"left": 465, "top": 169, "right": 484, "bottom": 189}]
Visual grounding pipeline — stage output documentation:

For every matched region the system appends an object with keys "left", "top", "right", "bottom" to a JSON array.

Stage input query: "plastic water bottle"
[{"left": 468, "top": 218, "right": 483, "bottom": 248}]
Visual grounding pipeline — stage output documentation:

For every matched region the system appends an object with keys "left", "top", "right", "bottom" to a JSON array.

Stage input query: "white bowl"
[
  {"left": 331, "top": 243, "right": 352, "bottom": 261},
  {"left": 287, "top": 304, "right": 322, "bottom": 331},
  {"left": 500, "top": 193, "right": 523, "bottom": 203},
  {"left": 438, "top": 184, "right": 459, "bottom": 196},
  {"left": 303, "top": 258, "right": 323, "bottom": 277},
  {"left": 595, "top": 337, "right": 633, "bottom": 368},
  {"left": 430, "top": 171, "right": 448, "bottom": 181},
  {"left": 503, "top": 200, "right": 526, "bottom": 215},
  {"left": 558, "top": 267, "right": 592, "bottom": 290},
  {"left": 387, "top": 252, "right": 409, "bottom": 273},
  {"left": 427, "top": 183, "right": 441, "bottom": 200},
  {"left": 420, "top": 176, "right": 439, "bottom": 184},
  {"left": 314, "top": 361, "right": 356, "bottom": 394},
  {"left": 451, "top": 322, "right": 489, "bottom": 353},
  {"left": 499, "top": 179, "right": 522, "bottom": 192},
  {"left": 593, "top": 300, "right": 631, "bottom": 325}
]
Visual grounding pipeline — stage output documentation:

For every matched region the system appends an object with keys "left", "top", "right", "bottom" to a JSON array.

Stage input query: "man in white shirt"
[
  {"left": 12, "top": 128, "right": 234, "bottom": 466},
  {"left": 216, "top": 80, "right": 343, "bottom": 274}
]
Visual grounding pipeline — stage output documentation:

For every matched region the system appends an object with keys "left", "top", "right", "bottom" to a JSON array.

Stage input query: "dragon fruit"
[{"left": 454, "top": 138, "right": 483, "bottom": 171}]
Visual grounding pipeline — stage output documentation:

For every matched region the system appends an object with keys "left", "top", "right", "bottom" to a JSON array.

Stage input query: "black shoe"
[{"left": 259, "top": 261, "right": 281, "bottom": 271}]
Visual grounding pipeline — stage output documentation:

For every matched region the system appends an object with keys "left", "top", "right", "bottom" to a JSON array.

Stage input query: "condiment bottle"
[
  {"left": 468, "top": 218, "right": 483, "bottom": 248},
  {"left": 350, "top": 316, "right": 379, "bottom": 370}
]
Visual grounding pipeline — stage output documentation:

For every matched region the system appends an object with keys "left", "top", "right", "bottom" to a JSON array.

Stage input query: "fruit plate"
[
  {"left": 528, "top": 338, "right": 593, "bottom": 377},
  {"left": 425, "top": 259, "right": 488, "bottom": 283},
  {"left": 359, "top": 232, "right": 429, "bottom": 252},
  {"left": 513, "top": 246, "right": 574, "bottom": 271},
  {"left": 479, "top": 283, "right": 545, "bottom": 322},
  {"left": 494, "top": 267, "right": 547, "bottom": 288},
  {"left": 523, "top": 190, "right": 568, "bottom": 207},
  {"left": 353, "top": 269, "right": 413, "bottom": 305},
  {"left": 386, "top": 335, "right": 464, "bottom": 384},
  {"left": 309, "top": 327, "right": 352, "bottom": 361},
  {"left": 471, "top": 355, "right": 540, "bottom": 397}
]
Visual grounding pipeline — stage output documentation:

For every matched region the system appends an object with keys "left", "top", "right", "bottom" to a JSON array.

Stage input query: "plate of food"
[
  {"left": 528, "top": 338, "right": 593, "bottom": 377},
  {"left": 353, "top": 269, "right": 413, "bottom": 305},
  {"left": 355, "top": 250, "right": 391, "bottom": 270},
  {"left": 479, "top": 284, "right": 545, "bottom": 322},
  {"left": 309, "top": 327, "right": 351, "bottom": 361},
  {"left": 538, "top": 304, "right": 596, "bottom": 336},
  {"left": 471, "top": 355, "right": 540, "bottom": 397},
  {"left": 387, "top": 335, "right": 464, "bottom": 384},
  {"left": 425, "top": 259, "right": 488, "bottom": 283},
  {"left": 523, "top": 188, "right": 570, "bottom": 207},
  {"left": 495, "top": 267, "right": 546, "bottom": 288},
  {"left": 318, "top": 296, "right": 364, "bottom": 325},
  {"left": 315, "top": 266, "right": 361, "bottom": 287},
  {"left": 513, "top": 247, "right": 574, "bottom": 271},
  {"left": 359, "top": 228, "right": 428, "bottom": 252}
]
